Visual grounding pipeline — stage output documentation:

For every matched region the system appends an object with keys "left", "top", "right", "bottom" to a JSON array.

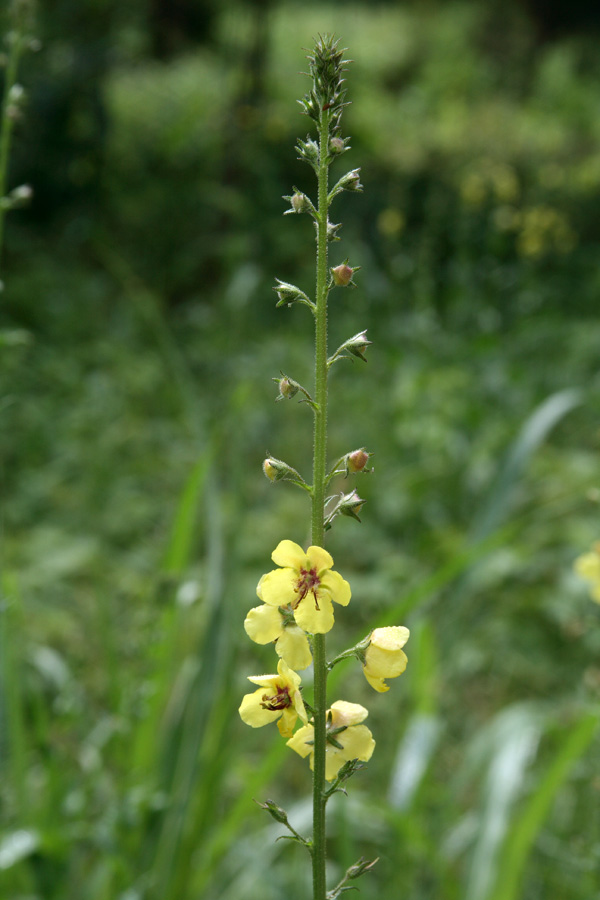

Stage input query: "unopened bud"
[
  {"left": 347, "top": 857, "right": 379, "bottom": 880},
  {"left": 345, "top": 330, "right": 371, "bottom": 361},
  {"left": 339, "top": 489, "right": 365, "bottom": 522},
  {"left": 273, "top": 278, "right": 311, "bottom": 308},
  {"left": 345, "top": 448, "right": 371, "bottom": 475},
  {"left": 291, "top": 192, "right": 308, "bottom": 212},
  {"left": 255, "top": 798, "right": 290, "bottom": 825},
  {"left": 344, "top": 168, "right": 363, "bottom": 191},
  {"left": 331, "top": 263, "right": 354, "bottom": 287},
  {"left": 327, "top": 220, "right": 342, "bottom": 242},
  {"left": 330, "top": 137, "right": 345, "bottom": 154},
  {"left": 274, "top": 373, "right": 299, "bottom": 401},
  {"left": 262, "top": 456, "right": 300, "bottom": 483}
]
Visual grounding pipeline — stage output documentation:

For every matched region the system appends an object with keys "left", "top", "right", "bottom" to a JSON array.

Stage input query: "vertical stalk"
[
  {"left": 0, "top": 19, "right": 25, "bottom": 269},
  {"left": 311, "top": 108, "right": 331, "bottom": 900}
]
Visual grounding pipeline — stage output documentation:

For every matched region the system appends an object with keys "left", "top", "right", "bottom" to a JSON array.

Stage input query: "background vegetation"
[{"left": 1, "top": 1, "right": 599, "bottom": 898}]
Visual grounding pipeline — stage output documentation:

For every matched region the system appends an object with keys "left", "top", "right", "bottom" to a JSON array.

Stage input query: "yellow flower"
[
  {"left": 574, "top": 542, "right": 600, "bottom": 603},
  {"left": 244, "top": 596, "right": 313, "bottom": 671},
  {"left": 363, "top": 626, "right": 410, "bottom": 692},
  {"left": 287, "top": 700, "right": 375, "bottom": 781},
  {"left": 239, "top": 659, "right": 307, "bottom": 738},
  {"left": 258, "top": 539, "right": 351, "bottom": 634}
]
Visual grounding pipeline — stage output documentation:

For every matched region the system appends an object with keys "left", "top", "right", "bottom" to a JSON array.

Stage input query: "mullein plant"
[{"left": 238, "top": 36, "right": 410, "bottom": 899}]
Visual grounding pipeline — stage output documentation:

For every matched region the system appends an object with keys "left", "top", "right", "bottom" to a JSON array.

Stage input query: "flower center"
[
  {"left": 295, "top": 566, "right": 321, "bottom": 610},
  {"left": 261, "top": 685, "right": 291, "bottom": 711}
]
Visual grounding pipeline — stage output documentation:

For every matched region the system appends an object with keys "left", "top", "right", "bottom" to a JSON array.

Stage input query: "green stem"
[
  {"left": 311, "top": 107, "right": 331, "bottom": 900},
  {"left": 0, "top": 23, "right": 25, "bottom": 273}
]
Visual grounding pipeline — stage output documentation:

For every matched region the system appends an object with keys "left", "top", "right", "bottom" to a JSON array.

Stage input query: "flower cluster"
[{"left": 239, "top": 540, "right": 410, "bottom": 780}]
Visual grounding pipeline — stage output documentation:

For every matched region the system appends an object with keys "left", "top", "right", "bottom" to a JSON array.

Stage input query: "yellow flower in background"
[
  {"left": 363, "top": 625, "right": 410, "bottom": 692},
  {"left": 258, "top": 539, "right": 351, "bottom": 634},
  {"left": 574, "top": 542, "right": 600, "bottom": 604},
  {"left": 287, "top": 700, "right": 375, "bottom": 781},
  {"left": 244, "top": 595, "right": 312, "bottom": 671},
  {"left": 239, "top": 659, "right": 307, "bottom": 738}
]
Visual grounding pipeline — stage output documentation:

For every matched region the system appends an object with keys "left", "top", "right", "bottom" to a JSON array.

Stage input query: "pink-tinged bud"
[
  {"left": 330, "top": 137, "right": 345, "bottom": 154},
  {"left": 331, "top": 264, "right": 354, "bottom": 286},
  {"left": 337, "top": 489, "right": 366, "bottom": 522},
  {"left": 346, "top": 448, "right": 371, "bottom": 474}
]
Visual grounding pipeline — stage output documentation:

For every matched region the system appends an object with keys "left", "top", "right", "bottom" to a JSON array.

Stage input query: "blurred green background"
[{"left": 2, "top": 0, "right": 600, "bottom": 897}]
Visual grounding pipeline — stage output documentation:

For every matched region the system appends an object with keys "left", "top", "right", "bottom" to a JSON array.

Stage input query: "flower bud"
[
  {"left": 283, "top": 189, "right": 313, "bottom": 216},
  {"left": 255, "top": 798, "right": 290, "bottom": 825},
  {"left": 273, "top": 278, "right": 312, "bottom": 308},
  {"left": 331, "top": 263, "right": 354, "bottom": 287},
  {"left": 345, "top": 448, "right": 371, "bottom": 475},
  {"left": 344, "top": 330, "right": 371, "bottom": 362},
  {"left": 327, "top": 220, "right": 342, "bottom": 242},
  {"left": 344, "top": 168, "right": 363, "bottom": 191},
  {"left": 262, "top": 456, "right": 302, "bottom": 484},
  {"left": 346, "top": 857, "right": 379, "bottom": 879},
  {"left": 292, "top": 192, "right": 308, "bottom": 212},
  {"left": 338, "top": 489, "right": 365, "bottom": 522},
  {"left": 274, "top": 373, "right": 299, "bottom": 401},
  {"left": 329, "top": 137, "right": 345, "bottom": 154}
]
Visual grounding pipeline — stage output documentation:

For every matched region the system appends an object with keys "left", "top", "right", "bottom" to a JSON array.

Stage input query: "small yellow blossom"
[
  {"left": 574, "top": 542, "right": 600, "bottom": 604},
  {"left": 363, "top": 626, "right": 410, "bottom": 692},
  {"left": 239, "top": 659, "right": 307, "bottom": 738},
  {"left": 287, "top": 700, "right": 375, "bottom": 781},
  {"left": 245, "top": 589, "right": 312, "bottom": 670},
  {"left": 258, "top": 539, "right": 351, "bottom": 634}
]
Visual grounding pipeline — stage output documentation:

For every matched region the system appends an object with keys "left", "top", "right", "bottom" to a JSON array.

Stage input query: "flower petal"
[
  {"left": 239, "top": 689, "right": 280, "bottom": 728},
  {"left": 363, "top": 671, "right": 389, "bottom": 692},
  {"left": 278, "top": 707, "right": 298, "bottom": 738},
  {"left": 294, "top": 593, "right": 334, "bottom": 634},
  {"left": 330, "top": 700, "right": 368, "bottom": 727},
  {"left": 244, "top": 604, "right": 283, "bottom": 644},
  {"left": 324, "top": 746, "right": 346, "bottom": 781},
  {"left": 306, "top": 545, "right": 334, "bottom": 573},
  {"left": 320, "top": 570, "right": 351, "bottom": 606},
  {"left": 339, "top": 724, "right": 375, "bottom": 763},
  {"left": 287, "top": 724, "right": 314, "bottom": 759},
  {"left": 260, "top": 568, "right": 298, "bottom": 607},
  {"left": 272, "top": 539, "right": 307, "bottom": 569},
  {"left": 275, "top": 625, "right": 313, "bottom": 670},
  {"left": 365, "top": 647, "right": 408, "bottom": 679}
]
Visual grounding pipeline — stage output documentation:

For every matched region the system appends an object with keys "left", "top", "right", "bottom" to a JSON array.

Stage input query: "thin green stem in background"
[
  {"left": 310, "top": 104, "right": 332, "bottom": 900},
  {"left": 0, "top": 8, "right": 26, "bottom": 271}
]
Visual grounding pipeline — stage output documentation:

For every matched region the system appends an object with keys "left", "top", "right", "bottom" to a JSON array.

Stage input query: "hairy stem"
[{"left": 311, "top": 106, "right": 331, "bottom": 900}]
